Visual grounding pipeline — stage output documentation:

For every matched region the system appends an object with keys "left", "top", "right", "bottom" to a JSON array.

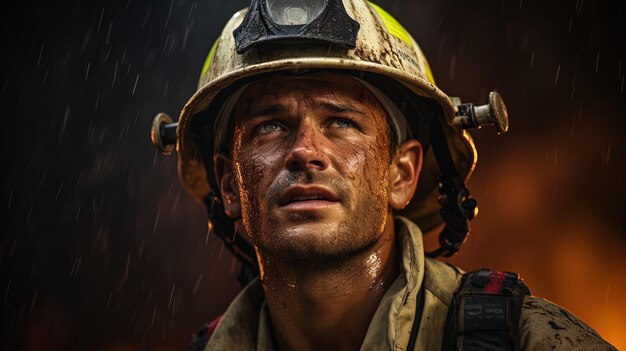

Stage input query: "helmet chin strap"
[
  {"left": 426, "top": 115, "right": 478, "bottom": 258},
  {"left": 203, "top": 193, "right": 259, "bottom": 285}
]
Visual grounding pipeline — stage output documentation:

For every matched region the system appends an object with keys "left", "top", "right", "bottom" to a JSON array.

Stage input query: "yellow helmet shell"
[{"left": 176, "top": 0, "right": 477, "bottom": 232}]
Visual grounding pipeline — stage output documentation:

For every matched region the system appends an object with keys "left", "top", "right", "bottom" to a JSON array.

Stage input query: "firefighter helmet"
[{"left": 152, "top": 0, "right": 509, "bottom": 260}]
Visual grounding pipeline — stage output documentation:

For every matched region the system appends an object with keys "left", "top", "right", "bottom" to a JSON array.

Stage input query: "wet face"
[{"left": 225, "top": 73, "right": 396, "bottom": 261}]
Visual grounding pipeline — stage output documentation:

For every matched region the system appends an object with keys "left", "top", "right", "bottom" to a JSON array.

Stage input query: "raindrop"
[
  {"left": 124, "top": 252, "right": 131, "bottom": 278},
  {"left": 153, "top": 211, "right": 159, "bottom": 234},
  {"left": 55, "top": 182, "right": 63, "bottom": 199},
  {"left": 103, "top": 46, "right": 111, "bottom": 62},
  {"left": 192, "top": 274, "right": 203, "bottom": 295},
  {"left": 577, "top": 0, "right": 584, "bottom": 14},
  {"left": 3, "top": 279, "right": 10, "bottom": 302},
  {"left": 7, "top": 189, "right": 12, "bottom": 210},
  {"left": 97, "top": 9, "right": 104, "bottom": 32},
  {"left": 41, "top": 69, "right": 49, "bottom": 86},
  {"left": 554, "top": 65, "right": 561, "bottom": 84},
  {"left": 168, "top": 37, "right": 176, "bottom": 55},
  {"left": 85, "top": 62, "right": 91, "bottom": 82},
  {"left": 145, "top": 286, "right": 154, "bottom": 305},
  {"left": 168, "top": 284, "right": 175, "bottom": 309},
  {"left": 57, "top": 107, "right": 70, "bottom": 144},
  {"left": 530, "top": 50, "right": 535, "bottom": 68},
  {"left": 112, "top": 59, "right": 118, "bottom": 86},
  {"left": 218, "top": 240, "right": 225, "bottom": 259},
  {"left": 232, "top": 221, "right": 239, "bottom": 244},
  {"left": 151, "top": 304, "right": 158, "bottom": 327},
  {"left": 162, "top": 79, "right": 170, "bottom": 98},
  {"left": 136, "top": 238, "right": 145, "bottom": 267},
  {"left": 132, "top": 73, "right": 140, "bottom": 95},
  {"left": 9, "top": 237, "right": 18, "bottom": 259},
  {"left": 70, "top": 255, "right": 82, "bottom": 276},
  {"left": 29, "top": 291, "right": 39, "bottom": 313},
  {"left": 171, "top": 191, "right": 180, "bottom": 212},
  {"left": 596, "top": 51, "right": 600, "bottom": 72},
  {"left": 26, "top": 202, "right": 34, "bottom": 224},
  {"left": 187, "top": 1, "right": 198, "bottom": 23},
  {"left": 183, "top": 26, "right": 190, "bottom": 50},
  {"left": 129, "top": 305, "right": 138, "bottom": 328},
  {"left": 553, "top": 148, "right": 559, "bottom": 170},
  {"left": 106, "top": 22, "right": 114, "bottom": 45},
  {"left": 163, "top": 34, "right": 170, "bottom": 52},
  {"left": 37, "top": 45, "right": 43, "bottom": 66},
  {"left": 165, "top": 0, "right": 174, "bottom": 28},
  {"left": 153, "top": 149, "right": 158, "bottom": 167}
]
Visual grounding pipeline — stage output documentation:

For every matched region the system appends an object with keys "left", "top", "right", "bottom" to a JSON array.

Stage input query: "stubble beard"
[{"left": 240, "top": 171, "right": 391, "bottom": 265}]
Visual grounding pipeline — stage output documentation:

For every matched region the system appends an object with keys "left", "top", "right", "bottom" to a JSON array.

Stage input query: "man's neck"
[{"left": 258, "top": 219, "right": 400, "bottom": 351}]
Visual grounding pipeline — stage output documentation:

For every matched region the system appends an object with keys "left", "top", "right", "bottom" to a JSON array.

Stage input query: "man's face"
[{"left": 228, "top": 72, "right": 395, "bottom": 260}]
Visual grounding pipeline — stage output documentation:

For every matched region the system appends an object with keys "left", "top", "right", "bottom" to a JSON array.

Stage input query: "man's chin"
[{"left": 257, "top": 221, "right": 377, "bottom": 262}]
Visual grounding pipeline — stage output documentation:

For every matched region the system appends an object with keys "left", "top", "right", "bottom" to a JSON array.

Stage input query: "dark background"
[{"left": 2, "top": 0, "right": 625, "bottom": 350}]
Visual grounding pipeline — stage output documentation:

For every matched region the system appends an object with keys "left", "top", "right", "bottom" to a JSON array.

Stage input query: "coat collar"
[{"left": 204, "top": 217, "right": 461, "bottom": 351}]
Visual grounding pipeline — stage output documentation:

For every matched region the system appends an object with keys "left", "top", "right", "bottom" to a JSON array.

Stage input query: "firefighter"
[{"left": 151, "top": 0, "right": 616, "bottom": 350}]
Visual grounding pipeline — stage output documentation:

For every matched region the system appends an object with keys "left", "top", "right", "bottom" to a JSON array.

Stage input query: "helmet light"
[
  {"left": 265, "top": 0, "right": 327, "bottom": 25},
  {"left": 234, "top": 0, "right": 359, "bottom": 54}
]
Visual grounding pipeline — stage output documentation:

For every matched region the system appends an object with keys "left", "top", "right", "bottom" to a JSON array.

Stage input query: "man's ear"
[
  {"left": 389, "top": 139, "right": 423, "bottom": 210},
  {"left": 214, "top": 154, "right": 241, "bottom": 219}
]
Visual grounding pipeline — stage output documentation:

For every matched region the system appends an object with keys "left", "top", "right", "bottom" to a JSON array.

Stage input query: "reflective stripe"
[
  {"left": 423, "top": 58, "right": 435, "bottom": 84},
  {"left": 368, "top": 1, "right": 413, "bottom": 48},
  {"left": 200, "top": 38, "right": 219, "bottom": 82}
]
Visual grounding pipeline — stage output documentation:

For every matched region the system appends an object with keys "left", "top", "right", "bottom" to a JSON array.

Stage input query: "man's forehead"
[{"left": 233, "top": 72, "right": 383, "bottom": 117}]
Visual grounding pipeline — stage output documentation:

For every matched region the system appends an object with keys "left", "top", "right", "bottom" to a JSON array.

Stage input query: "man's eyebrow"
[
  {"left": 241, "top": 101, "right": 368, "bottom": 121},
  {"left": 310, "top": 101, "right": 367, "bottom": 116},
  {"left": 242, "top": 105, "right": 289, "bottom": 120}
]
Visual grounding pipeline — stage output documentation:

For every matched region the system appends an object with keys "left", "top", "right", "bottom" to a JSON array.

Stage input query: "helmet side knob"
[
  {"left": 452, "top": 91, "right": 509, "bottom": 134},
  {"left": 151, "top": 112, "right": 178, "bottom": 156}
]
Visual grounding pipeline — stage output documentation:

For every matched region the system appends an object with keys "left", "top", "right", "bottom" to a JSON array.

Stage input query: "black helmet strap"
[{"left": 426, "top": 112, "right": 477, "bottom": 258}]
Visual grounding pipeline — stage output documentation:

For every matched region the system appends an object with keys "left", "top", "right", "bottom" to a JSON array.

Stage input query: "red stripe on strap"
[
  {"left": 206, "top": 314, "right": 223, "bottom": 341},
  {"left": 483, "top": 271, "right": 505, "bottom": 293}
]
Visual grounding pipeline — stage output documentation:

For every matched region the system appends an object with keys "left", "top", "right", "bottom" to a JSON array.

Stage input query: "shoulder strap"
[{"left": 441, "top": 269, "right": 530, "bottom": 351}]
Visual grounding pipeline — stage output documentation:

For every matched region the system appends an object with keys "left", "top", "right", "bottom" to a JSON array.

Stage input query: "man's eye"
[
  {"left": 256, "top": 121, "right": 283, "bottom": 135},
  {"left": 331, "top": 118, "right": 355, "bottom": 129}
]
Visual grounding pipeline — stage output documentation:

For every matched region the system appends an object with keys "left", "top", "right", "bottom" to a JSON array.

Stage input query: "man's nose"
[{"left": 285, "top": 121, "right": 330, "bottom": 172}]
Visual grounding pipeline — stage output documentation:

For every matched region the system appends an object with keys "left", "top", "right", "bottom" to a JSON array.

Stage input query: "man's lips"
[{"left": 278, "top": 185, "right": 340, "bottom": 210}]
